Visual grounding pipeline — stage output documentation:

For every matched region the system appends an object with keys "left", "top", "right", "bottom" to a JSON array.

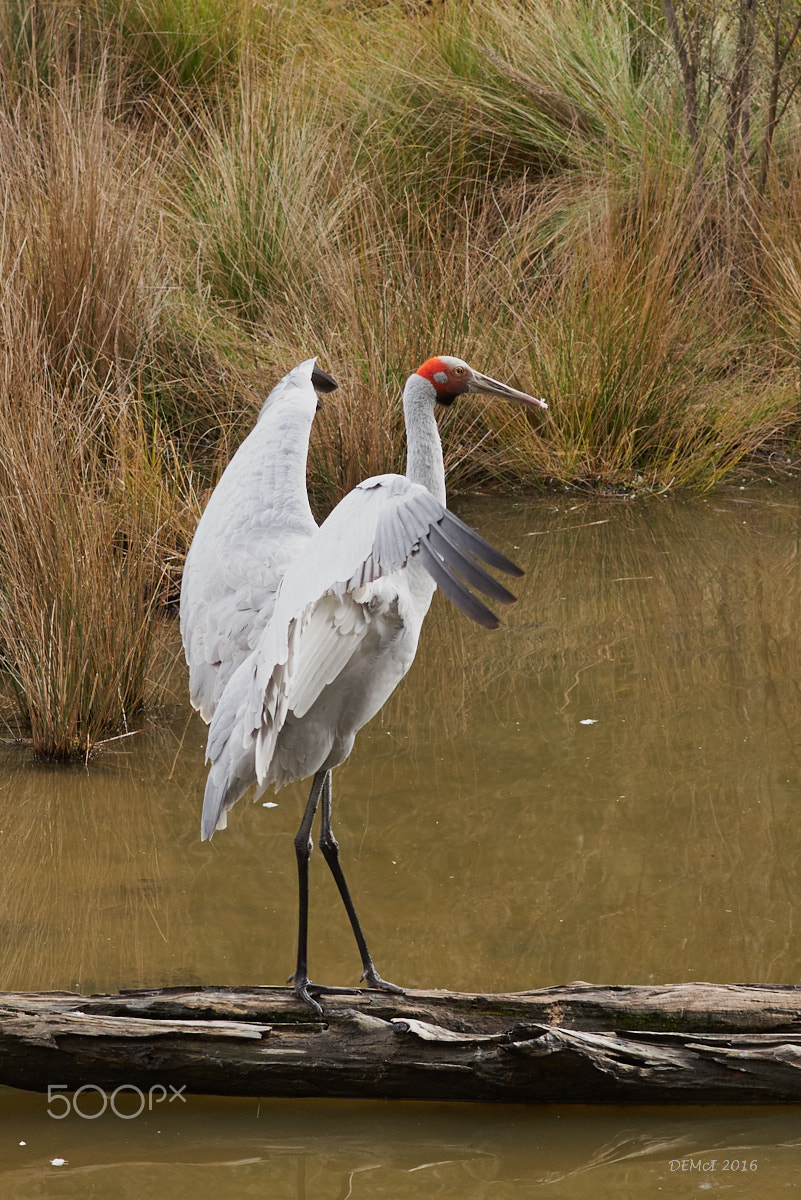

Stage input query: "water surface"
[{"left": 1, "top": 483, "right": 801, "bottom": 1195}]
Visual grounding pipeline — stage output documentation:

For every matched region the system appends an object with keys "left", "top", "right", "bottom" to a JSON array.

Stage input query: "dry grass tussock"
[
  {"left": 0, "top": 0, "right": 799, "bottom": 754},
  {"left": 0, "top": 68, "right": 193, "bottom": 757},
  {"left": 0, "top": 406, "right": 157, "bottom": 759}
]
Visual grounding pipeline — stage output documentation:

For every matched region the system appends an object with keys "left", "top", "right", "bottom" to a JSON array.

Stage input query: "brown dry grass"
[
  {"left": 0, "top": 0, "right": 798, "bottom": 754},
  {"left": 0, "top": 65, "right": 192, "bottom": 756}
]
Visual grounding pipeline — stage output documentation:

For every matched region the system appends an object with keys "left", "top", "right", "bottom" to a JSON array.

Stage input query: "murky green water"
[{"left": 2, "top": 484, "right": 801, "bottom": 1194}]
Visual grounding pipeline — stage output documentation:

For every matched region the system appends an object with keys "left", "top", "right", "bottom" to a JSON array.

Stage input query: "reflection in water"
[
  {"left": 2, "top": 485, "right": 801, "bottom": 1195},
  {"left": 0, "top": 1090, "right": 799, "bottom": 1199}
]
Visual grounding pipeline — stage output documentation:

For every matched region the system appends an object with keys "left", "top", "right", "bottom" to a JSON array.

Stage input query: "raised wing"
[
  {"left": 270, "top": 473, "right": 521, "bottom": 622},
  {"left": 201, "top": 474, "right": 524, "bottom": 837},
  {"left": 180, "top": 358, "right": 333, "bottom": 722}
]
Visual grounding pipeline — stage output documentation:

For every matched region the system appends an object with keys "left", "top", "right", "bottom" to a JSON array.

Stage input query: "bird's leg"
[
  {"left": 318, "top": 771, "right": 404, "bottom": 996},
  {"left": 290, "top": 769, "right": 360, "bottom": 1015},
  {"left": 290, "top": 769, "right": 327, "bottom": 1015}
]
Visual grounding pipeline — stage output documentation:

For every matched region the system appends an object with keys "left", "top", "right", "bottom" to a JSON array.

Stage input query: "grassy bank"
[{"left": 0, "top": 0, "right": 800, "bottom": 754}]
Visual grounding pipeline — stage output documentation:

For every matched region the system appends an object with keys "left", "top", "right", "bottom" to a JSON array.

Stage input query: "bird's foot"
[
  {"left": 360, "top": 966, "right": 405, "bottom": 996},
  {"left": 287, "top": 973, "right": 361, "bottom": 1016},
  {"left": 291, "top": 977, "right": 324, "bottom": 1016}
]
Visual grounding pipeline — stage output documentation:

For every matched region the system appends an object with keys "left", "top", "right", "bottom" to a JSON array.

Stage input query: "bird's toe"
[
  {"left": 290, "top": 976, "right": 325, "bottom": 1016},
  {"left": 360, "top": 967, "right": 405, "bottom": 996}
]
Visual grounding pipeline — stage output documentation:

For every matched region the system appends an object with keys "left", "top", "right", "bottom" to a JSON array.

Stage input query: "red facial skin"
[{"left": 414, "top": 357, "right": 471, "bottom": 404}]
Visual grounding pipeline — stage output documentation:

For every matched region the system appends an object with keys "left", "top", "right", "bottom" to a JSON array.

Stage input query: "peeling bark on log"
[{"left": 2, "top": 983, "right": 801, "bottom": 1103}]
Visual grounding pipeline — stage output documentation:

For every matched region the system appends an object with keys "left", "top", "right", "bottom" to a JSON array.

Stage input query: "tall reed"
[
  {"left": 0, "top": 414, "right": 160, "bottom": 759},
  {"left": 0, "top": 57, "right": 188, "bottom": 756}
]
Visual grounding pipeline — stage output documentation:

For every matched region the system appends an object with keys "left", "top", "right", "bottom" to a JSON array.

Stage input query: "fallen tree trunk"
[{"left": 2, "top": 983, "right": 801, "bottom": 1103}]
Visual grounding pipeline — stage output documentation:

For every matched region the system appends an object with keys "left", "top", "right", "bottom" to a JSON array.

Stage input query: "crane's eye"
[{"left": 452, "top": 367, "right": 465, "bottom": 376}]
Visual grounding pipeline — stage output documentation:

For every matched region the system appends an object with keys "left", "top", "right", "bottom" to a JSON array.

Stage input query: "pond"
[{"left": 1, "top": 484, "right": 800, "bottom": 1196}]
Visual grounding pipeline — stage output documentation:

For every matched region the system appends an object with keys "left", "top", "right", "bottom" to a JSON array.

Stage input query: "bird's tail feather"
[{"left": 201, "top": 716, "right": 259, "bottom": 839}]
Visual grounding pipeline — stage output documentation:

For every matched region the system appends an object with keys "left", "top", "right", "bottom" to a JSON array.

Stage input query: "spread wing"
[
  {"left": 180, "top": 359, "right": 331, "bottom": 722},
  {"left": 201, "top": 474, "right": 523, "bottom": 838}
]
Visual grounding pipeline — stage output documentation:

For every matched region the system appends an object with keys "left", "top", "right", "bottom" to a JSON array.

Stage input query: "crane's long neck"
[{"left": 403, "top": 375, "right": 446, "bottom": 505}]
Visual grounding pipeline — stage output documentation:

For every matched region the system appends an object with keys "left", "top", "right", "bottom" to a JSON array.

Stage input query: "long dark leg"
[
  {"left": 318, "top": 771, "right": 404, "bottom": 995},
  {"left": 290, "top": 769, "right": 359, "bottom": 1015},
  {"left": 290, "top": 769, "right": 327, "bottom": 1014}
]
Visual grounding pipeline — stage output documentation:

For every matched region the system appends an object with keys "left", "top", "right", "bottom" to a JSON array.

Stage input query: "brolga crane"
[{"left": 181, "top": 356, "right": 547, "bottom": 1013}]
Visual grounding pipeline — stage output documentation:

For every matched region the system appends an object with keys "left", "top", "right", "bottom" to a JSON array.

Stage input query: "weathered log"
[{"left": 2, "top": 983, "right": 801, "bottom": 1103}]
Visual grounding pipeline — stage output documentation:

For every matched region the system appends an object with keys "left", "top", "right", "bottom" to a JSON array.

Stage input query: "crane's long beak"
[{"left": 468, "top": 370, "right": 547, "bottom": 411}]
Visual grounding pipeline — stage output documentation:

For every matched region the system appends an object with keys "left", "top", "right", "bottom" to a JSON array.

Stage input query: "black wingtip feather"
[
  {"left": 427, "top": 523, "right": 518, "bottom": 606},
  {"left": 417, "top": 541, "right": 501, "bottom": 629},
  {"left": 440, "top": 510, "right": 524, "bottom": 577},
  {"left": 311, "top": 366, "right": 338, "bottom": 393}
]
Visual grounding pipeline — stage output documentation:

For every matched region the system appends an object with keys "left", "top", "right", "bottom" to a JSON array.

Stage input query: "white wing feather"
[
  {"left": 201, "top": 475, "right": 444, "bottom": 838},
  {"left": 200, "top": 471, "right": 523, "bottom": 839},
  {"left": 180, "top": 359, "right": 320, "bottom": 721}
]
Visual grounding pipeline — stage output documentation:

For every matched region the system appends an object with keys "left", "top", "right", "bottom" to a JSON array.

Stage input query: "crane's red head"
[
  {"left": 415, "top": 356, "right": 472, "bottom": 407},
  {"left": 413, "top": 356, "right": 548, "bottom": 412}
]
